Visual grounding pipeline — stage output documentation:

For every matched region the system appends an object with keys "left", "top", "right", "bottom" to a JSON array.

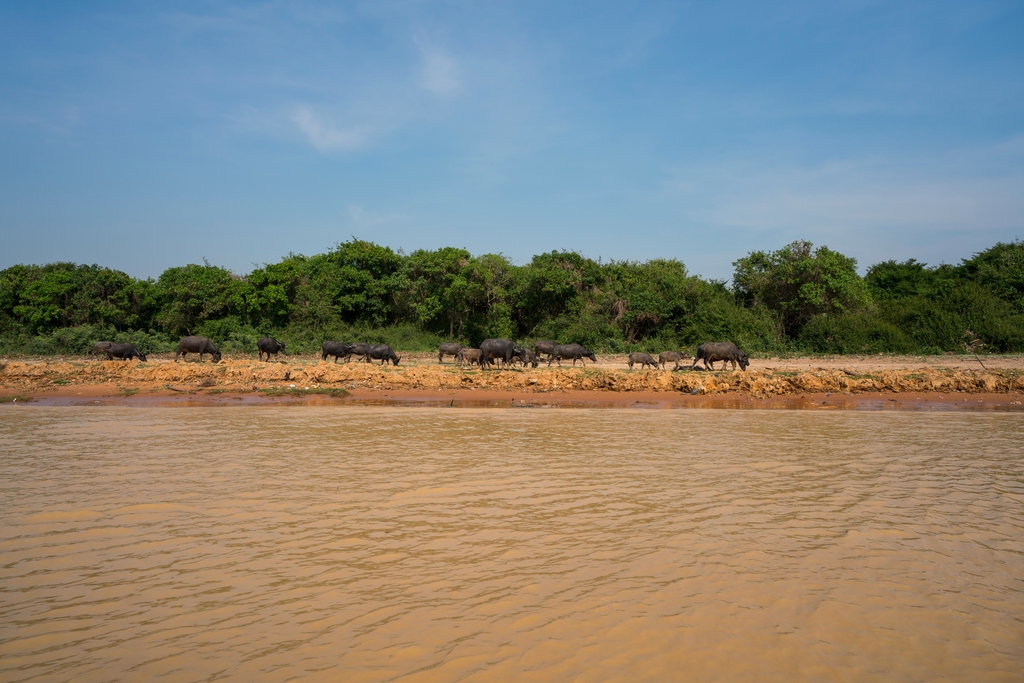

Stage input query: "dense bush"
[{"left": 1, "top": 239, "right": 1021, "bottom": 356}]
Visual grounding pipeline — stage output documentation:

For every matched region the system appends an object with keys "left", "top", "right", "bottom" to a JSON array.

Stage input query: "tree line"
[{"left": 1, "top": 238, "right": 1022, "bottom": 356}]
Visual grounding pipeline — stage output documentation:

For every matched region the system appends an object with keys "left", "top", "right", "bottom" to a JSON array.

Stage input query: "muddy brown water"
[{"left": 1, "top": 407, "right": 1022, "bottom": 682}]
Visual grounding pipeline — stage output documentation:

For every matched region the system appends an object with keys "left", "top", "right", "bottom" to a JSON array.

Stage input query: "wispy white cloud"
[
  {"left": 347, "top": 204, "right": 407, "bottom": 228},
  {"left": 667, "top": 137, "right": 1024, "bottom": 266},
  {"left": 0, "top": 104, "right": 82, "bottom": 137},
  {"left": 161, "top": 2, "right": 344, "bottom": 34},
  {"left": 418, "top": 45, "right": 461, "bottom": 95},
  {"left": 290, "top": 106, "right": 371, "bottom": 152}
]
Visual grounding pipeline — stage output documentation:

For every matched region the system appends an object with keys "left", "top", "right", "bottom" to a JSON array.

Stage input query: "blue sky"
[{"left": 1, "top": 1, "right": 1022, "bottom": 281}]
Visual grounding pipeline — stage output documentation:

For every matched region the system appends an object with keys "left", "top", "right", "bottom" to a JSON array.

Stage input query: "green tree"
[
  {"left": 314, "top": 239, "right": 405, "bottom": 327},
  {"left": 402, "top": 247, "right": 478, "bottom": 338},
  {"left": 155, "top": 262, "right": 243, "bottom": 335},
  {"left": 733, "top": 240, "right": 871, "bottom": 335},
  {"left": 0, "top": 263, "right": 147, "bottom": 334},
  {"left": 244, "top": 255, "right": 309, "bottom": 328},
  {"left": 510, "top": 251, "right": 602, "bottom": 336},
  {"left": 959, "top": 240, "right": 1024, "bottom": 311},
  {"left": 604, "top": 259, "right": 690, "bottom": 342}
]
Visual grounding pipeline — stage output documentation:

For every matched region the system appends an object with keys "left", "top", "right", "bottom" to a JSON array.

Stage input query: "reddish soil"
[{"left": 2, "top": 355, "right": 1022, "bottom": 411}]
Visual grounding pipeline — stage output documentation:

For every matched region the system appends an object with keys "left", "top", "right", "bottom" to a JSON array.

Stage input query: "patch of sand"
[{"left": 2, "top": 354, "right": 1023, "bottom": 410}]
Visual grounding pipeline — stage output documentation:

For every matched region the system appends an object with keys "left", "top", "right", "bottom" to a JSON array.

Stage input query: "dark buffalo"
[
  {"left": 692, "top": 342, "right": 749, "bottom": 371},
  {"left": 521, "top": 349, "right": 540, "bottom": 368},
  {"left": 658, "top": 350, "right": 691, "bottom": 370},
  {"left": 548, "top": 343, "right": 597, "bottom": 367},
  {"left": 92, "top": 342, "right": 146, "bottom": 361},
  {"left": 457, "top": 348, "right": 482, "bottom": 368},
  {"left": 533, "top": 340, "right": 557, "bottom": 360},
  {"left": 321, "top": 341, "right": 351, "bottom": 363},
  {"left": 438, "top": 343, "right": 463, "bottom": 364},
  {"left": 88, "top": 341, "right": 114, "bottom": 358},
  {"left": 366, "top": 344, "right": 400, "bottom": 366},
  {"left": 509, "top": 349, "right": 540, "bottom": 368},
  {"left": 175, "top": 336, "right": 222, "bottom": 363},
  {"left": 479, "top": 338, "right": 527, "bottom": 369},
  {"left": 627, "top": 352, "right": 658, "bottom": 369},
  {"left": 344, "top": 343, "right": 371, "bottom": 362},
  {"left": 257, "top": 337, "right": 286, "bottom": 361}
]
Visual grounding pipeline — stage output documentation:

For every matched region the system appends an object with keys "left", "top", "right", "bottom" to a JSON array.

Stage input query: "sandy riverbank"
[{"left": 2, "top": 354, "right": 1022, "bottom": 410}]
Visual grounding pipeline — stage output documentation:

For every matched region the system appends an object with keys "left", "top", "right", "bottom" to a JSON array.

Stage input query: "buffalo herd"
[
  {"left": 436, "top": 340, "right": 749, "bottom": 371},
  {"left": 86, "top": 335, "right": 751, "bottom": 371}
]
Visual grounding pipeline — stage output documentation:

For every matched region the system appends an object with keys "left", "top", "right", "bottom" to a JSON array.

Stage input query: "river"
[{"left": 1, "top": 407, "right": 1022, "bottom": 682}]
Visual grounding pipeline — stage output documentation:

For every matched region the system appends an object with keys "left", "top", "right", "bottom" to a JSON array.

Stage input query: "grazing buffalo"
[
  {"left": 658, "top": 350, "right": 691, "bottom": 370},
  {"left": 533, "top": 340, "right": 557, "bottom": 360},
  {"left": 547, "top": 343, "right": 597, "bottom": 367},
  {"left": 521, "top": 349, "right": 540, "bottom": 368},
  {"left": 457, "top": 348, "right": 483, "bottom": 368},
  {"left": 257, "top": 337, "right": 286, "bottom": 362},
  {"left": 366, "top": 344, "right": 401, "bottom": 366},
  {"left": 627, "top": 352, "right": 658, "bottom": 370},
  {"left": 91, "top": 342, "right": 145, "bottom": 361},
  {"left": 175, "top": 336, "right": 222, "bottom": 363},
  {"left": 692, "top": 342, "right": 749, "bottom": 371},
  {"left": 438, "top": 343, "right": 463, "bottom": 364},
  {"left": 88, "top": 341, "right": 114, "bottom": 358},
  {"left": 508, "top": 349, "right": 540, "bottom": 368},
  {"left": 344, "top": 343, "right": 371, "bottom": 362},
  {"left": 321, "top": 341, "right": 351, "bottom": 363},
  {"left": 479, "top": 338, "right": 528, "bottom": 369},
  {"left": 107, "top": 342, "right": 146, "bottom": 361}
]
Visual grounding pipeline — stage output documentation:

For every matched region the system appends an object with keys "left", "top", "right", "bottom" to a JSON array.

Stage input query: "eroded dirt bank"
[{"left": 2, "top": 355, "right": 1023, "bottom": 409}]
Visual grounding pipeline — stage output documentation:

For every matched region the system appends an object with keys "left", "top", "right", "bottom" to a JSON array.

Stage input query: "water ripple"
[{"left": 1, "top": 407, "right": 1022, "bottom": 682}]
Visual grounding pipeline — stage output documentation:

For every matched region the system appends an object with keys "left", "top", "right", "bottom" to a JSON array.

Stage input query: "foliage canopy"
[{"left": 2, "top": 239, "right": 1022, "bottom": 356}]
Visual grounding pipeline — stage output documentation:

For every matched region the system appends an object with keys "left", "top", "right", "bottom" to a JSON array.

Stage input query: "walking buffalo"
[
  {"left": 438, "top": 343, "right": 463, "bottom": 364},
  {"left": 91, "top": 342, "right": 146, "bottom": 361},
  {"left": 88, "top": 341, "right": 114, "bottom": 358},
  {"left": 175, "top": 336, "right": 222, "bottom": 363},
  {"left": 692, "top": 342, "right": 749, "bottom": 371},
  {"left": 457, "top": 348, "right": 483, "bottom": 368},
  {"left": 533, "top": 340, "right": 557, "bottom": 360},
  {"left": 658, "top": 350, "right": 691, "bottom": 370},
  {"left": 321, "top": 341, "right": 351, "bottom": 363},
  {"left": 480, "top": 338, "right": 527, "bottom": 369},
  {"left": 344, "top": 343, "right": 371, "bottom": 362},
  {"left": 257, "top": 337, "right": 286, "bottom": 362},
  {"left": 366, "top": 344, "right": 400, "bottom": 366},
  {"left": 627, "top": 352, "right": 658, "bottom": 369},
  {"left": 547, "top": 343, "right": 597, "bottom": 367}
]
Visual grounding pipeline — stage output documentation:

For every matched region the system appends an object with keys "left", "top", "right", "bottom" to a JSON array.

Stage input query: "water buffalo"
[
  {"left": 548, "top": 343, "right": 597, "bottom": 367},
  {"left": 658, "top": 350, "right": 691, "bottom": 370},
  {"left": 321, "top": 341, "right": 351, "bottom": 363},
  {"left": 88, "top": 341, "right": 114, "bottom": 358},
  {"left": 521, "top": 349, "right": 540, "bottom": 368},
  {"left": 692, "top": 342, "right": 749, "bottom": 371},
  {"left": 438, "top": 343, "right": 463, "bottom": 364},
  {"left": 480, "top": 338, "right": 527, "bottom": 369},
  {"left": 175, "top": 336, "right": 222, "bottom": 363},
  {"left": 366, "top": 344, "right": 400, "bottom": 366},
  {"left": 533, "top": 340, "right": 557, "bottom": 360},
  {"left": 257, "top": 337, "right": 286, "bottom": 362},
  {"left": 457, "top": 348, "right": 482, "bottom": 368},
  {"left": 344, "top": 343, "right": 371, "bottom": 362},
  {"left": 508, "top": 349, "right": 540, "bottom": 368},
  {"left": 105, "top": 342, "right": 146, "bottom": 361},
  {"left": 627, "top": 352, "right": 658, "bottom": 369},
  {"left": 90, "top": 342, "right": 145, "bottom": 361}
]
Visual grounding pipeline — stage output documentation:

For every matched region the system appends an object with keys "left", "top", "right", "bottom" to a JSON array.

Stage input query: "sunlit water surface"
[{"left": 1, "top": 407, "right": 1022, "bottom": 682}]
